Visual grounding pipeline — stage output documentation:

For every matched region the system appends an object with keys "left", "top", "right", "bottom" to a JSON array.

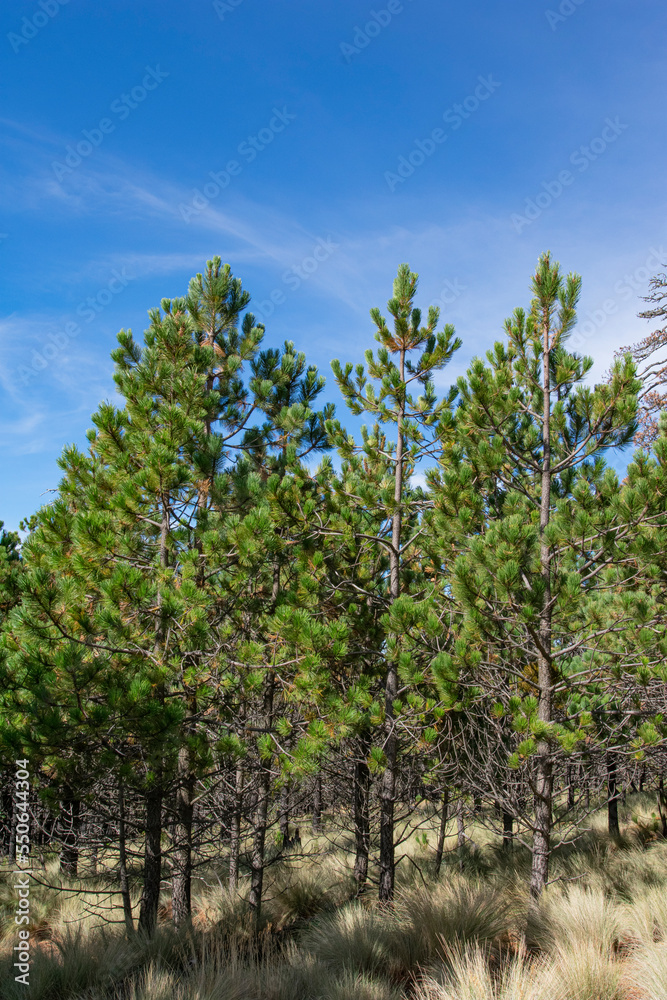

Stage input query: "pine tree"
[
  {"left": 433, "top": 252, "right": 641, "bottom": 895},
  {"left": 327, "top": 263, "right": 460, "bottom": 901}
]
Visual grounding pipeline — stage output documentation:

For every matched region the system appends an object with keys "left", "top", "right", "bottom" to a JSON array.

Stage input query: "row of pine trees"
[{"left": 0, "top": 252, "right": 666, "bottom": 930}]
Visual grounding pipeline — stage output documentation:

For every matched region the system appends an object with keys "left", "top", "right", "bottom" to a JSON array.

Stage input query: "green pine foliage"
[{"left": 1, "top": 250, "right": 666, "bottom": 969}]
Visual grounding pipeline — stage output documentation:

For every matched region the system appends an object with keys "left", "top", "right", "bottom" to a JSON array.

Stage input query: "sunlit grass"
[{"left": 2, "top": 794, "right": 667, "bottom": 998}]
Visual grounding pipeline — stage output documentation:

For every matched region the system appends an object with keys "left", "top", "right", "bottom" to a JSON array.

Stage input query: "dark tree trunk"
[
  {"left": 279, "top": 782, "right": 291, "bottom": 842},
  {"left": 657, "top": 777, "right": 667, "bottom": 838},
  {"left": 228, "top": 762, "right": 243, "bottom": 892},
  {"left": 457, "top": 796, "right": 466, "bottom": 872},
  {"left": 172, "top": 766, "right": 194, "bottom": 926},
  {"left": 172, "top": 698, "right": 196, "bottom": 928},
  {"left": 2, "top": 787, "right": 13, "bottom": 858},
  {"left": 378, "top": 667, "right": 398, "bottom": 903},
  {"left": 607, "top": 752, "right": 621, "bottom": 840},
  {"left": 530, "top": 757, "right": 552, "bottom": 897},
  {"left": 502, "top": 809, "right": 513, "bottom": 851},
  {"left": 248, "top": 670, "right": 275, "bottom": 924},
  {"left": 249, "top": 767, "right": 270, "bottom": 922},
  {"left": 59, "top": 788, "right": 80, "bottom": 877},
  {"left": 138, "top": 784, "right": 163, "bottom": 936},
  {"left": 312, "top": 773, "right": 322, "bottom": 835},
  {"left": 118, "top": 778, "right": 134, "bottom": 935},
  {"left": 353, "top": 740, "right": 371, "bottom": 895},
  {"left": 567, "top": 765, "right": 575, "bottom": 812},
  {"left": 434, "top": 789, "right": 449, "bottom": 877},
  {"left": 8, "top": 798, "right": 16, "bottom": 864}
]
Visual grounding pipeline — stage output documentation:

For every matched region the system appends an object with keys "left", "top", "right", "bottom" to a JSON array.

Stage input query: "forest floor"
[{"left": 2, "top": 792, "right": 667, "bottom": 999}]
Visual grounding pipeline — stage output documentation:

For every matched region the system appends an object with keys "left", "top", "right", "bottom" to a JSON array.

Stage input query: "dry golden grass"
[{"left": 3, "top": 795, "right": 667, "bottom": 999}]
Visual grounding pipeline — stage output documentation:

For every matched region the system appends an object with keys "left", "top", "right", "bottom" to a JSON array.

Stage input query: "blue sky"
[{"left": 1, "top": 0, "right": 665, "bottom": 532}]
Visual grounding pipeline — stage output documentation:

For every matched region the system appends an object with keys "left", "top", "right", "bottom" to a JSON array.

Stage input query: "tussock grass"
[
  {"left": 622, "top": 883, "right": 667, "bottom": 946},
  {"left": 414, "top": 946, "right": 559, "bottom": 1000},
  {"left": 527, "top": 884, "right": 622, "bottom": 954},
  {"left": 299, "top": 904, "right": 394, "bottom": 978},
  {"left": 623, "top": 943, "right": 667, "bottom": 1000},
  {"left": 552, "top": 939, "right": 624, "bottom": 1000},
  {"left": 4, "top": 798, "right": 667, "bottom": 999},
  {"left": 392, "top": 879, "right": 516, "bottom": 972}
]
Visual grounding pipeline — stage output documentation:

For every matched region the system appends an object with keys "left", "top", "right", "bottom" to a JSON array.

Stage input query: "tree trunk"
[
  {"left": 502, "top": 809, "right": 513, "bottom": 851},
  {"left": 567, "top": 765, "right": 575, "bottom": 812},
  {"left": 434, "top": 789, "right": 449, "bottom": 877},
  {"left": 138, "top": 784, "right": 162, "bottom": 936},
  {"left": 118, "top": 778, "right": 134, "bottom": 935},
  {"left": 607, "top": 751, "right": 621, "bottom": 840},
  {"left": 172, "top": 697, "right": 196, "bottom": 928},
  {"left": 2, "top": 787, "right": 13, "bottom": 859},
  {"left": 457, "top": 796, "right": 465, "bottom": 872},
  {"left": 249, "top": 767, "right": 270, "bottom": 922},
  {"left": 353, "top": 741, "right": 371, "bottom": 895},
  {"left": 312, "top": 773, "right": 322, "bottom": 835},
  {"left": 8, "top": 798, "right": 16, "bottom": 864},
  {"left": 248, "top": 670, "right": 275, "bottom": 924},
  {"left": 279, "top": 782, "right": 291, "bottom": 842},
  {"left": 59, "top": 788, "right": 80, "bottom": 877},
  {"left": 530, "top": 305, "right": 554, "bottom": 900},
  {"left": 379, "top": 345, "right": 405, "bottom": 905},
  {"left": 657, "top": 777, "right": 667, "bottom": 838},
  {"left": 228, "top": 761, "right": 243, "bottom": 892}
]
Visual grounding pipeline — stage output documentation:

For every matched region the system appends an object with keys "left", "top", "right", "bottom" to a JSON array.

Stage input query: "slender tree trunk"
[
  {"left": 567, "top": 765, "right": 575, "bottom": 812},
  {"left": 457, "top": 796, "right": 465, "bottom": 872},
  {"left": 248, "top": 666, "right": 276, "bottom": 923},
  {"left": 138, "top": 784, "right": 163, "bottom": 935},
  {"left": 530, "top": 310, "right": 554, "bottom": 899},
  {"left": 502, "top": 809, "right": 513, "bottom": 851},
  {"left": 2, "top": 788, "right": 14, "bottom": 860},
  {"left": 607, "top": 751, "right": 621, "bottom": 840},
  {"left": 172, "top": 728, "right": 195, "bottom": 926},
  {"left": 139, "top": 500, "right": 168, "bottom": 935},
  {"left": 172, "top": 694, "right": 197, "bottom": 928},
  {"left": 118, "top": 778, "right": 134, "bottom": 935},
  {"left": 279, "top": 782, "right": 291, "bottom": 842},
  {"left": 249, "top": 766, "right": 270, "bottom": 922},
  {"left": 657, "top": 777, "right": 667, "bottom": 838},
  {"left": 8, "top": 799, "right": 16, "bottom": 864},
  {"left": 434, "top": 789, "right": 449, "bottom": 877},
  {"left": 59, "top": 787, "right": 80, "bottom": 877},
  {"left": 379, "top": 346, "right": 405, "bottom": 905},
  {"left": 228, "top": 761, "right": 243, "bottom": 892},
  {"left": 1, "top": 788, "right": 10, "bottom": 856},
  {"left": 353, "top": 739, "right": 371, "bottom": 895},
  {"left": 312, "top": 774, "right": 322, "bottom": 835}
]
